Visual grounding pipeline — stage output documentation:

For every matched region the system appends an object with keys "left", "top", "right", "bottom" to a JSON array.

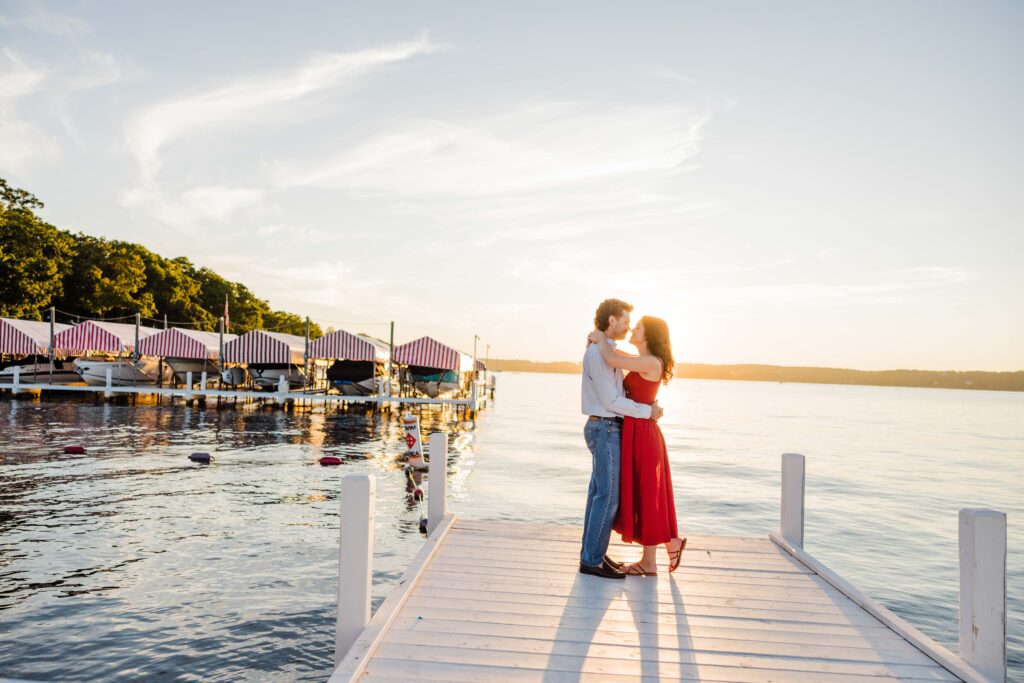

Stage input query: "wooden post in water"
[
  {"left": 959, "top": 508, "right": 1007, "bottom": 683},
  {"left": 428, "top": 432, "right": 448, "bottom": 535},
  {"left": 780, "top": 452, "right": 805, "bottom": 548},
  {"left": 335, "top": 474, "right": 375, "bottom": 665}
]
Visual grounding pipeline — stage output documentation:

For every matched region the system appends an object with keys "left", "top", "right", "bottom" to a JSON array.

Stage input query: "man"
[{"left": 579, "top": 299, "right": 663, "bottom": 579}]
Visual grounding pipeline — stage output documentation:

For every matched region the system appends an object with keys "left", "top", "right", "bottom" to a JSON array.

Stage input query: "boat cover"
[
  {"left": 137, "top": 328, "right": 237, "bottom": 360},
  {"left": 53, "top": 320, "right": 161, "bottom": 355},
  {"left": 308, "top": 329, "right": 388, "bottom": 362},
  {"left": 0, "top": 318, "right": 71, "bottom": 355},
  {"left": 393, "top": 336, "right": 474, "bottom": 373},
  {"left": 223, "top": 330, "right": 305, "bottom": 365}
]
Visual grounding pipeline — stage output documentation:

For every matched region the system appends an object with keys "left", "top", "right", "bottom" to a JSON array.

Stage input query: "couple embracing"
[{"left": 579, "top": 298, "right": 686, "bottom": 579}]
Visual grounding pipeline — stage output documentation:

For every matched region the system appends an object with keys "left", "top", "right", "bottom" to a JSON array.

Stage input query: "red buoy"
[
  {"left": 413, "top": 487, "right": 424, "bottom": 501},
  {"left": 63, "top": 445, "right": 86, "bottom": 454},
  {"left": 319, "top": 456, "right": 343, "bottom": 466}
]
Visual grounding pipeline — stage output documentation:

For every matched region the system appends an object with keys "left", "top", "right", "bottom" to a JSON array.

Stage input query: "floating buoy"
[
  {"left": 413, "top": 487, "right": 424, "bottom": 501},
  {"left": 319, "top": 456, "right": 343, "bottom": 466},
  {"left": 63, "top": 445, "right": 86, "bottom": 454},
  {"left": 418, "top": 516, "right": 428, "bottom": 534},
  {"left": 189, "top": 452, "right": 212, "bottom": 463},
  {"left": 403, "top": 464, "right": 413, "bottom": 475}
]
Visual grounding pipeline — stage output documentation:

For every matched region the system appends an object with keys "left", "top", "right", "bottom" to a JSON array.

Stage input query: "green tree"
[
  {"left": 0, "top": 180, "right": 75, "bottom": 318},
  {"left": 263, "top": 310, "right": 322, "bottom": 337},
  {"left": 56, "top": 235, "right": 156, "bottom": 318}
]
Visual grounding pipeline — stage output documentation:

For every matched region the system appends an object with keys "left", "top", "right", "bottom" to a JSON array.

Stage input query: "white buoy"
[{"left": 403, "top": 414, "right": 428, "bottom": 470}]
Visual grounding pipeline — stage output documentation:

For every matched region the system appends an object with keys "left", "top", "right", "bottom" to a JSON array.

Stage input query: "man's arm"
[{"left": 586, "top": 346, "right": 652, "bottom": 419}]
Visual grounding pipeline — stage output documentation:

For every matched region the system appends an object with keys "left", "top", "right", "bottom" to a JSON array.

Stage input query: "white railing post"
[
  {"left": 12, "top": 365, "right": 20, "bottom": 394},
  {"left": 185, "top": 371, "right": 193, "bottom": 401},
  {"left": 428, "top": 432, "right": 448, "bottom": 535},
  {"left": 959, "top": 508, "right": 1007, "bottom": 682},
  {"left": 470, "top": 378, "right": 478, "bottom": 413},
  {"left": 104, "top": 367, "right": 113, "bottom": 399},
  {"left": 277, "top": 373, "right": 287, "bottom": 401},
  {"left": 781, "top": 452, "right": 805, "bottom": 548},
  {"left": 335, "top": 474, "right": 376, "bottom": 665},
  {"left": 200, "top": 371, "right": 207, "bottom": 391}
]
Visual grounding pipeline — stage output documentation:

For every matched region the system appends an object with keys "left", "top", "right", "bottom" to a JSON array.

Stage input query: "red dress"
[{"left": 615, "top": 371, "right": 679, "bottom": 546}]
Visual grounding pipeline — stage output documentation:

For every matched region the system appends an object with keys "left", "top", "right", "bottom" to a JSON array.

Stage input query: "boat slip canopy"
[
  {"left": 0, "top": 318, "right": 72, "bottom": 356},
  {"left": 223, "top": 330, "right": 305, "bottom": 365},
  {"left": 53, "top": 320, "right": 161, "bottom": 355},
  {"left": 393, "top": 336, "right": 474, "bottom": 373},
  {"left": 137, "top": 328, "right": 237, "bottom": 360},
  {"left": 307, "top": 329, "right": 388, "bottom": 362}
]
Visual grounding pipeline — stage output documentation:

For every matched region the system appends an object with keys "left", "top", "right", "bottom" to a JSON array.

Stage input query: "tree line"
[{"left": 0, "top": 179, "right": 322, "bottom": 337}]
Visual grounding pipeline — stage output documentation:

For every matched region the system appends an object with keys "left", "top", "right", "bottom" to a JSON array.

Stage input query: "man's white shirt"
[{"left": 581, "top": 339, "right": 652, "bottom": 419}]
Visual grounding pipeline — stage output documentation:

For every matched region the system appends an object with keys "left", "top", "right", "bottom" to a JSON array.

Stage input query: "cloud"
[
  {"left": 273, "top": 99, "right": 718, "bottom": 245},
  {"left": 0, "top": 49, "right": 59, "bottom": 173},
  {"left": 277, "top": 101, "right": 709, "bottom": 197},
  {"left": 125, "top": 33, "right": 441, "bottom": 183},
  {"left": 0, "top": 7, "right": 90, "bottom": 35}
]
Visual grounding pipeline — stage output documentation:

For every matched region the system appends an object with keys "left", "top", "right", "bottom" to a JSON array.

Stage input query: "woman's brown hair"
[{"left": 641, "top": 315, "right": 675, "bottom": 384}]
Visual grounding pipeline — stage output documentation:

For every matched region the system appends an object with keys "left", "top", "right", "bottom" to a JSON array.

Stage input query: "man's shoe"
[
  {"left": 579, "top": 561, "right": 626, "bottom": 580},
  {"left": 604, "top": 555, "right": 625, "bottom": 571}
]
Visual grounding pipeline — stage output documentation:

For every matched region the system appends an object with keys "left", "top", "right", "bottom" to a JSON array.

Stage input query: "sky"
[{"left": 1, "top": 1, "right": 1021, "bottom": 370}]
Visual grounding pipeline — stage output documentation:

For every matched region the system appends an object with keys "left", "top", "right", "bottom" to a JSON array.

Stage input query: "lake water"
[{"left": 1, "top": 373, "right": 1021, "bottom": 681}]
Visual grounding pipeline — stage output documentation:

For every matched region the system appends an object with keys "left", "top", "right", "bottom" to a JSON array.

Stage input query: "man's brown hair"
[{"left": 593, "top": 298, "right": 633, "bottom": 332}]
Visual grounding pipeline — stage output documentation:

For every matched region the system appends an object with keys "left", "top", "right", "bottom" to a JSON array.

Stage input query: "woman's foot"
[
  {"left": 666, "top": 537, "right": 687, "bottom": 572},
  {"left": 625, "top": 562, "right": 658, "bottom": 577}
]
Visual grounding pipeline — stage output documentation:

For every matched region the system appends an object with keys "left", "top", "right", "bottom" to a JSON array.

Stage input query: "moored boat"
[
  {"left": 0, "top": 357, "right": 81, "bottom": 385},
  {"left": 73, "top": 357, "right": 171, "bottom": 386},
  {"left": 248, "top": 364, "right": 306, "bottom": 390},
  {"left": 326, "top": 360, "right": 381, "bottom": 395}
]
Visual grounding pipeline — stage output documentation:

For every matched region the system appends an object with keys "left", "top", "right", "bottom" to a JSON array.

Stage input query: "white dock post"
[
  {"left": 277, "top": 374, "right": 287, "bottom": 403},
  {"left": 470, "top": 378, "right": 478, "bottom": 414},
  {"left": 336, "top": 473, "right": 376, "bottom": 665},
  {"left": 780, "top": 452, "right": 805, "bottom": 548},
  {"left": 104, "top": 367, "right": 113, "bottom": 399},
  {"left": 185, "top": 371, "right": 193, "bottom": 401},
  {"left": 958, "top": 508, "right": 1007, "bottom": 682},
  {"left": 200, "top": 371, "right": 207, "bottom": 391},
  {"left": 12, "top": 365, "right": 20, "bottom": 394},
  {"left": 428, "top": 432, "right": 448, "bottom": 535}
]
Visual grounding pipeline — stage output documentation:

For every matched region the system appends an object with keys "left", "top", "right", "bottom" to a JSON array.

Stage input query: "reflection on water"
[
  {"left": 0, "top": 400, "right": 473, "bottom": 682},
  {"left": 1, "top": 375, "right": 1022, "bottom": 681}
]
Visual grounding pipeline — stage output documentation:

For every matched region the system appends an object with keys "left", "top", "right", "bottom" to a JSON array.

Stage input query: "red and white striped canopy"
[
  {"left": 307, "top": 329, "right": 388, "bottom": 362},
  {"left": 223, "top": 330, "right": 306, "bottom": 365},
  {"left": 393, "top": 336, "right": 473, "bottom": 373},
  {"left": 137, "top": 328, "right": 237, "bottom": 360},
  {"left": 53, "top": 320, "right": 161, "bottom": 355},
  {"left": 0, "top": 318, "right": 71, "bottom": 356}
]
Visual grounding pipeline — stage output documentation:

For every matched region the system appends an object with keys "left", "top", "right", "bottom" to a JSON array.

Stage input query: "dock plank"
[{"left": 332, "top": 520, "right": 970, "bottom": 683}]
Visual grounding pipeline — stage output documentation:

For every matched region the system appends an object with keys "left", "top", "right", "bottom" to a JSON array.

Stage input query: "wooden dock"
[{"left": 328, "top": 450, "right": 1007, "bottom": 683}]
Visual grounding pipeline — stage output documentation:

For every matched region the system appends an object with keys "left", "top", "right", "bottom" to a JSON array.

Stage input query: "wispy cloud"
[
  {"left": 0, "top": 7, "right": 90, "bottom": 36},
  {"left": 274, "top": 99, "right": 718, "bottom": 245},
  {"left": 0, "top": 49, "right": 59, "bottom": 174},
  {"left": 124, "top": 33, "right": 441, "bottom": 183}
]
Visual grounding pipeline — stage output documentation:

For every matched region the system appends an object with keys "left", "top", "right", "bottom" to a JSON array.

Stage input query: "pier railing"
[
  {"left": 329, "top": 449, "right": 1008, "bottom": 683},
  {"left": 772, "top": 452, "right": 1007, "bottom": 683}
]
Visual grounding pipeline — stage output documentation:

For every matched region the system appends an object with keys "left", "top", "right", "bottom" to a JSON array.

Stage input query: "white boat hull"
[
  {"left": 413, "top": 380, "right": 459, "bottom": 398},
  {"left": 166, "top": 358, "right": 220, "bottom": 384},
  {"left": 249, "top": 366, "right": 306, "bottom": 390},
  {"left": 73, "top": 358, "right": 171, "bottom": 386},
  {"left": 0, "top": 362, "right": 81, "bottom": 385}
]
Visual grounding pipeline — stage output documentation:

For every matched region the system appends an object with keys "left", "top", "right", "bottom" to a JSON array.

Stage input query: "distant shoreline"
[{"left": 484, "top": 359, "right": 1024, "bottom": 392}]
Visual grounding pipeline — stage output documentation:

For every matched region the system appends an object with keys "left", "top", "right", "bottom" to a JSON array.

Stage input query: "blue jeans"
[{"left": 580, "top": 419, "right": 621, "bottom": 567}]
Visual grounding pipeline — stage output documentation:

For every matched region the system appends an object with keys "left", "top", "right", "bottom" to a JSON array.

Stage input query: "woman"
[{"left": 588, "top": 316, "right": 685, "bottom": 575}]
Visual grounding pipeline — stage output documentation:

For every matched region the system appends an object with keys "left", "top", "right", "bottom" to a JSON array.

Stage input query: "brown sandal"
[
  {"left": 667, "top": 537, "right": 687, "bottom": 572},
  {"left": 625, "top": 562, "right": 658, "bottom": 577}
]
